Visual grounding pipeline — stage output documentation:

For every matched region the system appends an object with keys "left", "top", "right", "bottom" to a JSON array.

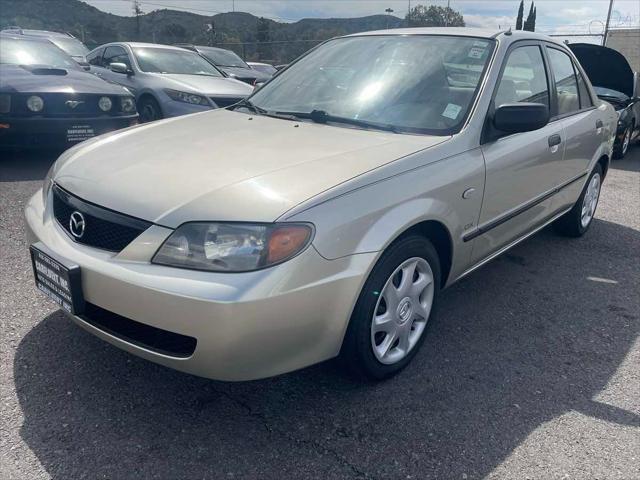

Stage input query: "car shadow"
[{"left": 14, "top": 218, "right": 640, "bottom": 479}]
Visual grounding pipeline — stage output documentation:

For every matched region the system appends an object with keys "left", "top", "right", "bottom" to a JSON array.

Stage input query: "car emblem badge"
[
  {"left": 69, "top": 211, "right": 86, "bottom": 238},
  {"left": 65, "top": 100, "right": 84, "bottom": 109}
]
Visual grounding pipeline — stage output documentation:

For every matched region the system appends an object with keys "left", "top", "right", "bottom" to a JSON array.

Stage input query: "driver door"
[
  {"left": 94, "top": 45, "right": 136, "bottom": 93},
  {"left": 471, "top": 43, "right": 564, "bottom": 263}
]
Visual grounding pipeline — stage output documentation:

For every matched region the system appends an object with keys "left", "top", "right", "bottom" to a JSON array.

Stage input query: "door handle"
[{"left": 548, "top": 134, "right": 562, "bottom": 147}]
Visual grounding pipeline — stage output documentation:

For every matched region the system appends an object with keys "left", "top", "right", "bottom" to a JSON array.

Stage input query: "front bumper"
[
  {"left": 0, "top": 114, "right": 138, "bottom": 148},
  {"left": 25, "top": 190, "right": 374, "bottom": 381}
]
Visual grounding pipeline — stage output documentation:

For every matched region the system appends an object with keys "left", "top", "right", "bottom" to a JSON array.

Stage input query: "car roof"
[
  {"left": 0, "top": 33, "right": 56, "bottom": 44},
  {"left": 344, "top": 27, "right": 562, "bottom": 44},
  {"left": 192, "top": 46, "right": 236, "bottom": 53},
  {"left": 2, "top": 28, "right": 73, "bottom": 38},
  {"left": 109, "top": 42, "right": 195, "bottom": 51}
]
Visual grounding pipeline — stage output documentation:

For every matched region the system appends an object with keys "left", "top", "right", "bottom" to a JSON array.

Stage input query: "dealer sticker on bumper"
[
  {"left": 30, "top": 243, "right": 85, "bottom": 315},
  {"left": 67, "top": 125, "right": 95, "bottom": 143}
]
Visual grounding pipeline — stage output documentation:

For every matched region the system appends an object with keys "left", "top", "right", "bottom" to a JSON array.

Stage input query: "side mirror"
[
  {"left": 493, "top": 102, "right": 549, "bottom": 134},
  {"left": 79, "top": 61, "right": 91, "bottom": 71},
  {"left": 110, "top": 62, "right": 131, "bottom": 75}
]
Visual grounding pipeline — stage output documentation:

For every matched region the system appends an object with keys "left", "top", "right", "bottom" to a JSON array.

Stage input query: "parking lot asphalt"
[{"left": 1, "top": 146, "right": 639, "bottom": 480}]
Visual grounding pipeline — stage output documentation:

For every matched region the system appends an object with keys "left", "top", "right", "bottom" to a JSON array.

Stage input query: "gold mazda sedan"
[{"left": 26, "top": 28, "right": 616, "bottom": 381}]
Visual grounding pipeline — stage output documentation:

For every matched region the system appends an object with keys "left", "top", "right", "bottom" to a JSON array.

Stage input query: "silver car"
[
  {"left": 26, "top": 28, "right": 616, "bottom": 381},
  {"left": 86, "top": 42, "right": 253, "bottom": 122}
]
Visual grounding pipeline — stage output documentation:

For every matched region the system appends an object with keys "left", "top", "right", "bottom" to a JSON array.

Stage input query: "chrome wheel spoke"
[
  {"left": 376, "top": 330, "right": 397, "bottom": 358},
  {"left": 372, "top": 311, "right": 394, "bottom": 334},
  {"left": 397, "top": 327, "right": 411, "bottom": 353}
]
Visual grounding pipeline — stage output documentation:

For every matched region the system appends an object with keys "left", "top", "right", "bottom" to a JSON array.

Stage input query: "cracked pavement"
[{"left": 1, "top": 146, "right": 639, "bottom": 479}]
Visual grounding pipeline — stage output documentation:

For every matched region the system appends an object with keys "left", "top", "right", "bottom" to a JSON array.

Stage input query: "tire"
[
  {"left": 613, "top": 125, "right": 632, "bottom": 159},
  {"left": 340, "top": 235, "right": 441, "bottom": 381},
  {"left": 553, "top": 164, "right": 603, "bottom": 237},
  {"left": 138, "top": 96, "right": 163, "bottom": 123}
]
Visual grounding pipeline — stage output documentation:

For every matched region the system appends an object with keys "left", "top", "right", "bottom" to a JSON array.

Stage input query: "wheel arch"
[
  {"left": 597, "top": 153, "right": 609, "bottom": 178},
  {"left": 395, "top": 220, "right": 453, "bottom": 287}
]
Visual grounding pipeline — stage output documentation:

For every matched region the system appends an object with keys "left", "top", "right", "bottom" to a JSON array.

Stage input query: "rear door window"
[
  {"left": 547, "top": 48, "right": 580, "bottom": 116},
  {"left": 575, "top": 69, "right": 593, "bottom": 108}
]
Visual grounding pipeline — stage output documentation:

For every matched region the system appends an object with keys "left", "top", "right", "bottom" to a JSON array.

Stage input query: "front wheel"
[
  {"left": 340, "top": 235, "right": 441, "bottom": 380},
  {"left": 138, "top": 96, "right": 163, "bottom": 123},
  {"left": 553, "top": 164, "right": 603, "bottom": 237}
]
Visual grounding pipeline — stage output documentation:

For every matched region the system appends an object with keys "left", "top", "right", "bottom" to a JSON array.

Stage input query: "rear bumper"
[
  {"left": 0, "top": 114, "right": 138, "bottom": 148},
  {"left": 25, "top": 190, "right": 373, "bottom": 381}
]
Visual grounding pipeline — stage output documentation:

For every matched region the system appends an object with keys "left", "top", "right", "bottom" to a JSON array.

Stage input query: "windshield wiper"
[
  {"left": 274, "top": 109, "right": 399, "bottom": 133},
  {"left": 228, "top": 98, "right": 268, "bottom": 114}
]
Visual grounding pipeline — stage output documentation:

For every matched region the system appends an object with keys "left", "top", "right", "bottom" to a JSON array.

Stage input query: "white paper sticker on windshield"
[
  {"left": 442, "top": 103, "right": 462, "bottom": 119},
  {"left": 468, "top": 46, "right": 485, "bottom": 59},
  {"left": 473, "top": 40, "right": 489, "bottom": 47}
]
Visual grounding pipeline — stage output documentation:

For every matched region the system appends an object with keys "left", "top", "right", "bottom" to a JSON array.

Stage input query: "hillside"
[{"left": 0, "top": 0, "right": 405, "bottom": 63}]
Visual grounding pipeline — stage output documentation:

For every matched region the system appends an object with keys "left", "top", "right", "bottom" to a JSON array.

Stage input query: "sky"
[{"left": 83, "top": 0, "right": 640, "bottom": 42}]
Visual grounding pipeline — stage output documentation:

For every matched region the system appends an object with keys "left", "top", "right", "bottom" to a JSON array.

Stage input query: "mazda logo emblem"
[
  {"left": 69, "top": 211, "right": 86, "bottom": 238},
  {"left": 65, "top": 100, "right": 84, "bottom": 109}
]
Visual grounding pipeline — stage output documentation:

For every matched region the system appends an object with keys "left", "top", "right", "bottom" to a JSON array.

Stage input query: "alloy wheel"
[
  {"left": 580, "top": 172, "right": 601, "bottom": 228},
  {"left": 370, "top": 257, "right": 434, "bottom": 365},
  {"left": 622, "top": 127, "right": 631, "bottom": 156}
]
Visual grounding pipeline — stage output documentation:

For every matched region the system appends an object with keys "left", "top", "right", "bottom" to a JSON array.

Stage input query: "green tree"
[
  {"left": 523, "top": 2, "right": 536, "bottom": 31},
  {"left": 516, "top": 0, "right": 524, "bottom": 30},
  {"left": 406, "top": 5, "right": 465, "bottom": 28}
]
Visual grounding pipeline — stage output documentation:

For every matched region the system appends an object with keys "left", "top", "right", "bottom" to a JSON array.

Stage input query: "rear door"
[
  {"left": 472, "top": 42, "right": 563, "bottom": 263},
  {"left": 545, "top": 45, "right": 603, "bottom": 211}
]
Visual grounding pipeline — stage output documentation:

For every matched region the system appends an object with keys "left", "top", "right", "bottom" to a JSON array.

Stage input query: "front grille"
[
  {"left": 52, "top": 184, "right": 152, "bottom": 252},
  {"left": 80, "top": 302, "right": 197, "bottom": 358},
  {"left": 9, "top": 93, "right": 128, "bottom": 118},
  {"left": 210, "top": 96, "right": 244, "bottom": 108}
]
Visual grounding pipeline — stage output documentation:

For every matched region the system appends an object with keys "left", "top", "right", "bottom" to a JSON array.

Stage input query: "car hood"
[
  {"left": 157, "top": 74, "right": 253, "bottom": 96},
  {"left": 569, "top": 43, "right": 635, "bottom": 98},
  {"left": 0, "top": 64, "right": 129, "bottom": 95},
  {"left": 53, "top": 109, "right": 446, "bottom": 227}
]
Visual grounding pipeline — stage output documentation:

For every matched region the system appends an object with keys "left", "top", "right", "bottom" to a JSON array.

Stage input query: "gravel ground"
[{"left": 1, "top": 146, "right": 639, "bottom": 480}]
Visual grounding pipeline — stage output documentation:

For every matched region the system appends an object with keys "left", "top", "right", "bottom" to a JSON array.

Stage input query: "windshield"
[
  {"left": 201, "top": 48, "right": 248, "bottom": 68},
  {"left": 0, "top": 37, "right": 80, "bottom": 70},
  {"left": 249, "top": 35, "right": 495, "bottom": 135},
  {"left": 49, "top": 37, "right": 89, "bottom": 58},
  {"left": 133, "top": 47, "right": 223, "bottom": 76}
]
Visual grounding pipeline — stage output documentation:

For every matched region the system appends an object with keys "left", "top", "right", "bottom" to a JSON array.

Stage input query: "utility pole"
[
  {"left": 603, "top": 0, "right": 614, "bottom": 46},
  {"left": 445, "top": 0, "right": 451, "bottom": 27},
  {"left": 385, "top": 7, "right": 394, "bottom": 29}
]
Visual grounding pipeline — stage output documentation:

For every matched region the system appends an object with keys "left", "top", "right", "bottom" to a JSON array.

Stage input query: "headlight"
[
  {"left": 0, "top": 94, "right": 10, "bottom": 114},
  {"left": 152, "top": 222, "right": 313, "bottom": 272},
  {"left": 42, "top": 163, "right": 55, "bottom": 205},
  {"left": 164, "top": 89, "right": 209, "bottom": 105},
  {"left": 27, "top": 95, "right": 44, "bottom": 112},
  {"left": 98, "top": 96, "right": 113, "bottom": 112},
  {"left": 121, "top": 96, "right": 136, "bottom": 113}
]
